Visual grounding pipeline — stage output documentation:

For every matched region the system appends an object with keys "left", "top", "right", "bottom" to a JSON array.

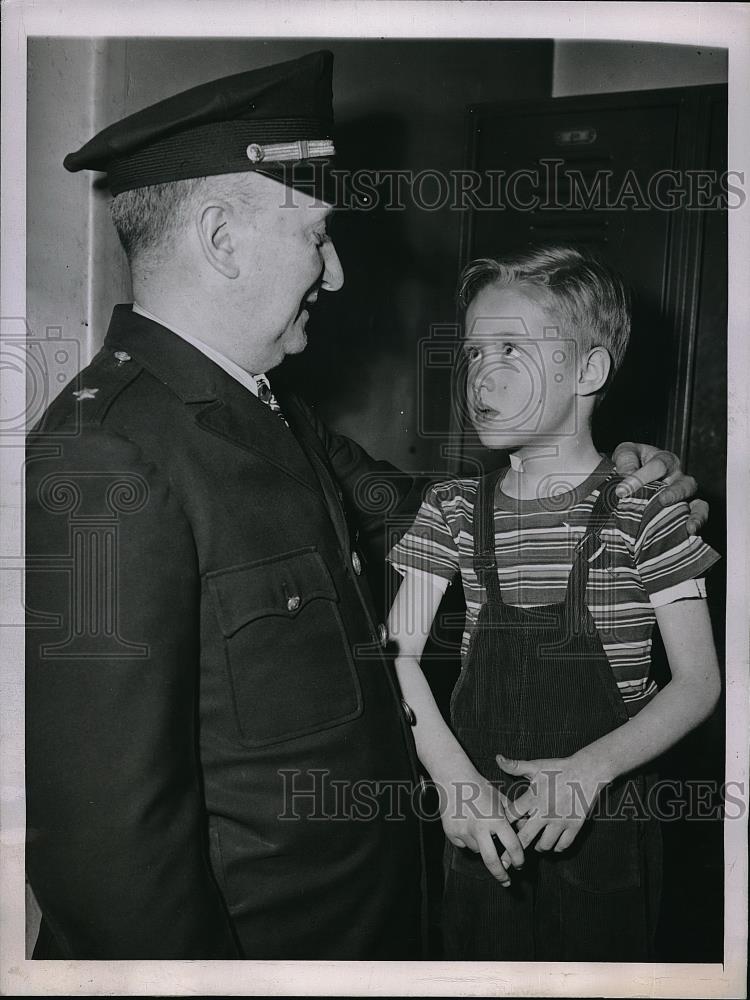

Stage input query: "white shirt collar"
[{"left": 131, "top": 302, "right": 268, "bottom": 398}]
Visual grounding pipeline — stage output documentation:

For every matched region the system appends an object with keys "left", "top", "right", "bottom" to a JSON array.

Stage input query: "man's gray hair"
[{"left": 109, "top": 174, "right": 257, "bottom": 271}]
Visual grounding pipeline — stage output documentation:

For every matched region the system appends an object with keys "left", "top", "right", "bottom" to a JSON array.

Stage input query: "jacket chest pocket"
[{"left": 207, "top": 547, "right": 363, "bottom": 747}]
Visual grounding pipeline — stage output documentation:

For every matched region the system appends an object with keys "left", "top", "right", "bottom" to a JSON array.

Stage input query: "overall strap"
[
  {"left": 567, "top": 474, "right": 624, "bottom": 610},
  {"left": 473, "top": 466, "right": 506, "bottom": 603},
  {"left": 583, "top": 474, "right": 625, "bottom": 541}
]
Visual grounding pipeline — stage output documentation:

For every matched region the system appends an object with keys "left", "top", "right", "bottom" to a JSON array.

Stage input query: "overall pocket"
[
  {"left": 551, "top": 778, "right": 644, "bottom": 893},
  {"left": 207, "top": 547, "right": 363, "bottom": 747}
]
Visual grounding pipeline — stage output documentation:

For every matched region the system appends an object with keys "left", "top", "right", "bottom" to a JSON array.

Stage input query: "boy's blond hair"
[{"left": 458, "top": 245, "right": 631, "bottom": 387}]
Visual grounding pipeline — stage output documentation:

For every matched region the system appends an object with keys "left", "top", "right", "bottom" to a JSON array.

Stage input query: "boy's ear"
[{"left": 577, "top": 346, "right": 612, "bottom": 397}]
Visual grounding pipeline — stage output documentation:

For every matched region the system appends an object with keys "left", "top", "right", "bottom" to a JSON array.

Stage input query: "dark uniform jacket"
[{"left": 25, "top": 305, "right": 425, "bottom": 959}]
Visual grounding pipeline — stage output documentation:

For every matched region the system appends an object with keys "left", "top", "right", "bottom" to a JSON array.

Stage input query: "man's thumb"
[
  {"left": 497, "top": 754, "right": 533, "bottom": 776},
  {"left": 497, "top": 753, "right": 517, "bottom": 770}
]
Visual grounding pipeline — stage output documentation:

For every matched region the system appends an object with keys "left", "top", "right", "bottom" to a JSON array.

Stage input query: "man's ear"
[
  {"left": 577, "top": 345, "right": 612, "bottom": 396},
  {"left": 196, "top": 203, "right": 239, "bottom": 278}
]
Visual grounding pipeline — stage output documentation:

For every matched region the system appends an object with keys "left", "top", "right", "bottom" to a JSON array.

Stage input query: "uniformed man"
[{"left": 25, "top": 50, "right": 705, "bottom": 959}]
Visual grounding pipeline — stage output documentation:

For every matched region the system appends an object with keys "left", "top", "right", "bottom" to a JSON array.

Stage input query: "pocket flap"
[{"left": 207, "top": 548, "right": 339, "bottom": 638}]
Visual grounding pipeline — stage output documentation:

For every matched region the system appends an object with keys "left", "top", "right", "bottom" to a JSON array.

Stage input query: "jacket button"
[
  {"left": 286, "top": 595, "right": 301, "bottom": 612},
  {"left": 351, "top": 551, "right": 362, "bottom": 576},
  {"left": 378, "top": 623, "right": 388, "bottom": 647},
  {"left": 401, "top": 699, "right": 416, "bottom": 726}
]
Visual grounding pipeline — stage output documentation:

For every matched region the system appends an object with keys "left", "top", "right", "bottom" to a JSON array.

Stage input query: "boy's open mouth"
[{"left": 472, "top": 402, "right": 499, "bottom": 421}]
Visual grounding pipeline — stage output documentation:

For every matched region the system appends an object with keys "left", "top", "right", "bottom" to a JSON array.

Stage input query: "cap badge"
[
  {"left": 246, "top": 143, "right": 265, "bottom": 164},
  {"left": 113, "top": 351, "right": 132, "bottom": 365}
]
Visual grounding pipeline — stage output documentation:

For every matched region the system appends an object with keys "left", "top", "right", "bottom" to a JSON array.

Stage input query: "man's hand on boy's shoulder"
[{"left": 611, "top": 441, "right": 708, "bottom": 536}]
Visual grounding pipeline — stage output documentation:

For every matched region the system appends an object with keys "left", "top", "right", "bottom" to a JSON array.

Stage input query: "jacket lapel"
[
  {"left": 103, "top": 305, "right": 321, "bottom": 495},
  {"left": 194, "top": 394, "right": 322, "bottom": 495}
]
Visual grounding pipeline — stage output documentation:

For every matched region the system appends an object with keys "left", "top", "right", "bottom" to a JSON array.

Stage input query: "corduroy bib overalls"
[{"left": 443, "top": 468, "right": 662, "bottom": 961}]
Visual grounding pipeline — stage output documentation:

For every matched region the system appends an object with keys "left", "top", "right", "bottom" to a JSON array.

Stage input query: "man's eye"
[
  {"left": 463, "top": 345, "right": 481, "bottom": 362},
  {"left": 313, "top": 231, "right": 329, "bottom": 248},
  {"left": 501, "top": 343, "right": 520, "bottom": 358}
]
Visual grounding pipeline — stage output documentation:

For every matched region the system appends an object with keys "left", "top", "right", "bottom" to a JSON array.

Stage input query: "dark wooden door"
[{"left": 456, "top": 84, "right": 727, "bottom": 469}]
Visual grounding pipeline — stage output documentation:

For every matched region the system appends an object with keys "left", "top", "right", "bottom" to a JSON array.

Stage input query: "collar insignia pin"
[{"left": 72, "top": 387, "right": 99, "bottom": 401}]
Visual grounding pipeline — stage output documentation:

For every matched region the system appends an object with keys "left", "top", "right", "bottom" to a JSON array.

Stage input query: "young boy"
[{"left": 386, "top": 245, "right": 721, "bottom": 961}]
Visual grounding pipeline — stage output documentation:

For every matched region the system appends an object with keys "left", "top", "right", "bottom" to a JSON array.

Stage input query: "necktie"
[{"left": 255, "top": 374, "right": 289, "bottom": 427}]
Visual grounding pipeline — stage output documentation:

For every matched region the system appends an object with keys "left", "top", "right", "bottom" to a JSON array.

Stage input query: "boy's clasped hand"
[{"left": 442, "top": 752, "right": 611, "bottom": 884}]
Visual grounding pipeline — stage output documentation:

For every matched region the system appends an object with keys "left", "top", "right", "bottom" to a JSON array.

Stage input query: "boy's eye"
[
  {"left": 500, "top": 342, "right": 520, "bottom": 358},
  {"left": 463, "top": 345, "right": 481, "bottom": 362}
]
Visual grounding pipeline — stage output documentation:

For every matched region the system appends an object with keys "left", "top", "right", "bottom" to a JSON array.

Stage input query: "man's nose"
[{"left": 320, "top": 240, "right": 344, "bottom": 292}]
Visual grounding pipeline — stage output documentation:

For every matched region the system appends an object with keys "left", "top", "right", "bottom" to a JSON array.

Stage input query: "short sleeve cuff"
[
  {"left": 638, "top": 531, "right": 721, "bottom": 599},
  {"left": 649, "top": 577, "right": 707, "bottom": 608},
  {"left": 389, "top": 564, "right": 451, "bottom": 594}
]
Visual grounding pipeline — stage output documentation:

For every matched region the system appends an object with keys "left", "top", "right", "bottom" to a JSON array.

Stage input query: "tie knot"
[{"left": 255, "top": 374, "right": 289, "bottom": 427}]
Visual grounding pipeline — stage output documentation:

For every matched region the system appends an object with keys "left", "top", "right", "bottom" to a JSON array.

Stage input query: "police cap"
[{"left": 63, "top": 50, "right": 338, "bottom": 201}]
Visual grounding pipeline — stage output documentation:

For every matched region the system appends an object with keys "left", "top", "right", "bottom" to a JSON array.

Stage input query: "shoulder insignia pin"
[{"left": 72, "top": 387, "right": 99, "bottom": 401}]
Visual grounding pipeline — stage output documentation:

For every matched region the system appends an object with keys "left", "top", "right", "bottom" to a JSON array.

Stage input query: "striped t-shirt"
[{"left": 387, "top": 458, "right": 720, "bottom": 715}]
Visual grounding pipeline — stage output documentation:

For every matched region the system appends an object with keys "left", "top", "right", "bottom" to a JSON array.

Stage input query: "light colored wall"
[
  {"left": 27, "top": 38, "right": 95, "bottom": 360},
  {"left": 553, "top": 40, "right": 727, "bottom": 96},
  {"left": 27, "top": 39, "right": 130, "bottom": 389}
]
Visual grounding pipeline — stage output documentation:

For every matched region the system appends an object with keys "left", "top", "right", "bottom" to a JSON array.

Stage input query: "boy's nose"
[{"left": 471, "top": 372, "right": 493, "bottom": 399}]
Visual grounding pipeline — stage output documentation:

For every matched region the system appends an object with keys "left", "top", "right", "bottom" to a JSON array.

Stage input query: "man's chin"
[
  {"left": 271, "top": 318, "right": 308, "bottom": 365},
  {"left": 286, "top": 327, "right": 308, "bottom": 355}
]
